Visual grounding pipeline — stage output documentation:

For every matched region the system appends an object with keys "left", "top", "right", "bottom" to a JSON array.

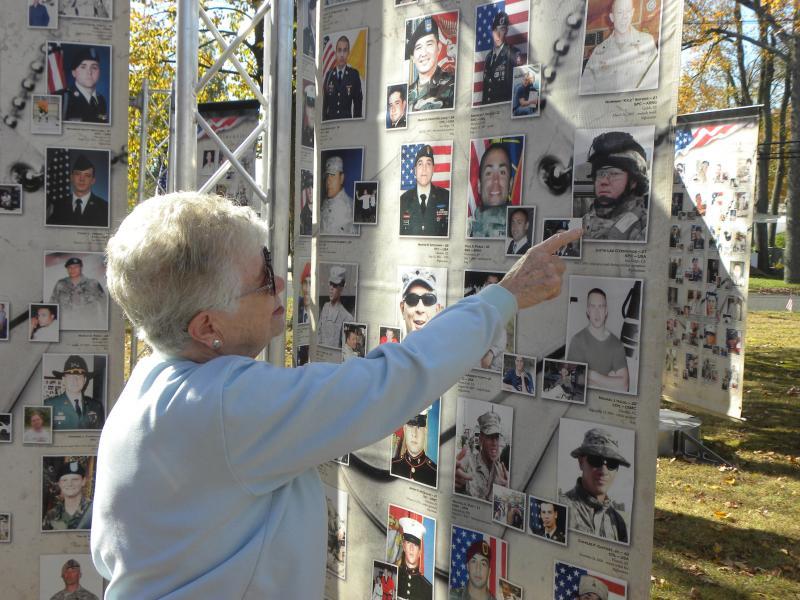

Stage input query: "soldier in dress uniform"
[
  {"left": 49, "top": 559, "right": 100, "bottom": 600},
  {"left": 454, "top": 411, "right": 509, "bottom": 501},
  {"left": 449, "top": 539, "right": 497, "bottom": 600},
  {"left": 318, "top": 265, "right": 353, "bottom": 348},
  {"left": 322, "top": 35, "right": 363, "bottom": 120},
  {"left": 391, "top": 407, "right": 437, "bottom": 487},
  {"left": 407, "top": 16, "right": 455, "bottom": 112},
  {"left": 320, "top": 155, "right": 357, "bottom": 235},
  {"left": 481, "top": 12, "right": 521, "bottom": 105},
  {"left": 399, "top": 145, "right": 450, "bottom": 236},
  {"left": 581, "top": 131, "right": 649, "bottom": 241},
  {"left": 396, "top": 517, "right": 432, "bottom": 600},
  {"left": 43, "top": 460, "right": 93, "bottom": 530},
  {"left": 44, "top": 355, "right": 105, "bottom": 430},
  {"left": 302, "top": 0, "right": 316, "bottom": 57},
  {"left": 580, "top": 0, "right": 659, "bottom": 94},
  {"left": 48, "top": 153, "right": 109, "bottom": 227},
  {"left": 61, "top": 46, "right": 109, "bottom": 124}
]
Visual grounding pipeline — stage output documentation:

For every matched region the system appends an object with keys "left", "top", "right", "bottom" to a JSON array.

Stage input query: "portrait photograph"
[
  {"left": 317, "top": 262, "right": 358, "bottom": 349},
  {"left": 29, "top": 0, "right": 59, "bottom": 29},
  {"left": 385, "top": 82, "right": 408, "bottom": 130},
  {"left": 0, "top": 413, "right": 11, "bottom": 443},
  {"left": 59, "top": 0, "right": 112, "bottom": 19},
  {"left": 541, "top": 217, "right": 582, "bottom": 259},
  {"left": 405, "top": 10, "right": 459, "bottom": 113},
  {"left": 565, "top": 275, "right": 644, "bottom": 395},
  {"left": 44, "top": 250, "right": 108, "bottom": 330},
  {"left": 579, "top": 0, "right": 662, "bottom": 95},
  {"left": 46, "top": 42, "right": 112, "bottom": 124},
  {"left": 341, "top": 321, "right": 367, "bottom": 361},
  {"left": 386, "top": 503, "right": 436, "bottom": 599},
  {"left": 324, "top": 483, "right": 348, "bottom": 579},
  {"left": 42, "top": 353, "right": 107, "bottom": 431},
  {"left": 41, "top": 455, "right": 97, "bottom": 532},
  {"left": 390, "top": 398, "right": 441, "bottom": 490},
  {"left": 0, "top": 298, "right": 9, "bottom": 341},
  {"left": 726, "top": 328, "right": 743, "bottom": 355},
  {"left": 491, "top": 484, "right": 526, "bottom": 532},
  {"left": 557, "top": 417, "right": 636, "bottom": 546},
  {"left": 45, "top": 146, "right": 111, "bottom": 228},
  {"left": 319, "top": 147, "right": 363, "bottom": 237},
  {"left": 449, "top": 525, "right": 508, "bottom": 598},
  {"left": 511, "top": 63, "right": 541, "bottom": 118},
  {"left": 295, "top": 344, "right": 309, "bottom": 366},
  {"left": 0, "top": 183, "right": 23, "bottom": 215},
  {"left": 399, "top": 141, "right": 452, "bottom": 237},
  {"left": 454, "top": 396, "right": 513, "bottom": 503},
  {"left": 498, "top": 578, "right": 523, "bottom": 600},
  {"left": 353, "top": 180, "right": 378, "bottom": 225},
  {"left": 299, "top": 169, "right": 313, "bottom": 237},
  {"left": 541, "top": 359, "right": 588, "bottom": 404},
  {"left": 572, "top": 125, "right": 655, "bottom": 243},
  {"left": 371, "top": 560, "right": 398, "bottom": 600},
  {"left": 0, "top": 513, "right": 9, "bottom": 542},
  {"left": 555, "top": 561, "right": 628, "bottom": 599},
  {"left": 40, "top": 554, "right": 104, "bottom": 600},
  {"left": 29, "top": 303, "right": 59, "bottom": 343},
  {"left": 464, "top": 270, "right": 515, "bottom": 372},
  {"left": 472, "top": 0, "right": 530, "bottom": 107},
  {"left": 301, "top": 0, "right": 316, "bottom": 58},
  {"left": 24, "top": 406, "right": 53, "bottom": 445},
  {"left": 296, "top": 261, "right": 311, "bottom": 325},
  {"left": 466, "top": 135, "right": 525, "bottom": 239},
  {"left": 527, "top": 495, "right": 568, "bottom": 545},
  {"left": 505, "top": 206, "right": 534, "bottom": 256},
  {"left": 501, "top": 352, "right": 535, "bottom": 396},
  {"left": 396, "top": 265, "right": 447, "bottom": 336},
  {"left": 31, "top": 94, "right": 62, "bottom": 135},
  {"left": 379, "top": 325, "right": 402, "bottom": 345},
  {"left": 730, "top": 260, "right": 746, "bottom": 287},
  {"left": 300, "top": 78, "right": 315, "bottom": 149},
  {"left": 321, "top": 27, "right": 367, "bottom": 122}
]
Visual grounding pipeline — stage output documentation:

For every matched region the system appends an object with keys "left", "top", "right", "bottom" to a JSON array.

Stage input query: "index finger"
[{"left": 534, "top": 227, "right": 583, "bottom": 253}]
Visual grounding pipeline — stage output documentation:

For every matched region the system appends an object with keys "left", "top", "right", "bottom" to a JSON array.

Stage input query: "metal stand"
[{"left": 675, "top": 430, "right": 735, "bottom": 468}]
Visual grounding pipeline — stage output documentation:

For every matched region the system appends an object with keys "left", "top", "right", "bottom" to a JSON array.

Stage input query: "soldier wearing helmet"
[{"left": 582, "top": 131, "right": 649, "bottom": 241}]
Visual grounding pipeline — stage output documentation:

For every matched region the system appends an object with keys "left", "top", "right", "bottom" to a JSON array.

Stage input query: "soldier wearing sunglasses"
[
  {"left": 400, "top": 269, "right": 442, "bottom": 335},
  {"left": 560, "top": 427, "right": 630, "bottom": 543}
]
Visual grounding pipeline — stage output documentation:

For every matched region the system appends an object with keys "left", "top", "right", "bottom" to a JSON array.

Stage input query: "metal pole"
[{"left": 175, "top": 0, "right": 199, "bottom": 191}]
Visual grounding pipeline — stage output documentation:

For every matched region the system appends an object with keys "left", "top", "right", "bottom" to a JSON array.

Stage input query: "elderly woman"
[{"left": 91, "top": 192, "right": 579, "bottom": 598}]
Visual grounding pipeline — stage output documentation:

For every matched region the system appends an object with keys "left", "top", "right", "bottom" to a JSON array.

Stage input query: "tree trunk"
[
  {"left": 769, "top": 67, "right": 791, "bottom": 247},
  {"left": 755, "top": 29, "right": 774, "bottom": 273},
  {"left": 785, "top": 34, "right": 800, "bottom": 283}
]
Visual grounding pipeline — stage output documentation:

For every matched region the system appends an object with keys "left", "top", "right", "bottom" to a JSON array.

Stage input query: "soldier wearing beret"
[
  {"left": 407, "top": 17, "right": 455, "bottom": 112},
  {"left": 60, "top": 46, "right": 109, "bottom": 124},
  {"left": 318, "top": 266, "right": 353, "bottom": 348},
  {"left": 322, "top": 35, "right": 363, "bottom": 121},
  {"left": 48, "top": 153, "right": 109, "bottom": 227},
  {"left": 299, "top": 170, "right": 314, "bottom": 236},
  {"left": 44, "top": 355, "right": 105, "bottom": 430},
  {"left": 391, "top": 407, "right": 437, "bottom": 487},
  {"left": 449, "top": 539, "right": 497, "bottom": 600},
  {"left": 481, "top": 12, "right": 522, "bottom": 105},
  {"left": 49, "top": 256, "right": 106, "bottom": 329},
  {"left": 49, "top": 558, "right": 99, "bottom": 600},
  {"left": 455, "top": 411, "right": 509, "bottom": 501},
  {"left": 576, "top": 575, "right": 608, "bottom": 600},
  {"left": 43, "top": 460, "right": 93, "bottom": 530},
  {"left": 559, "top": 427, "right": 630, "bottom": 543},
  {"left": 400, "top": 145, "right": 450, "bottom": 236},
  {"left": 396, "top": 518, "right": 432, "bottom": 600},
  {"left": 320, "top": 155, "right": 357, "bottom": 235}
]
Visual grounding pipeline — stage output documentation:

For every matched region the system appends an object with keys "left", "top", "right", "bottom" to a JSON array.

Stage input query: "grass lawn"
[
  {"left": 652, "top": 312, "right": 800, "bottom": 599},
  {"left": 749, "top": 273, "right": 800, "bottom": 295}
]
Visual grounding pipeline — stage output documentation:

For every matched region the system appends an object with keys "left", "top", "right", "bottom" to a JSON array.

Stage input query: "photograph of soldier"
[
  {"left": 511, "top": 64, "right": 540, "bottom": 117},
  {"left": 341, "top": 322, "right": 367, "bottom": 361},
  {"left": 491, "top": 484, "right": 526, "bottom": 532},
  {"left": 707, "top": 257, "right": 720, "bottom": 285},
  {"left": 380, "top": 325, "right": 402, "bottom": 344},
  {"left": 684, "top": 257, "right": 703, "bottom": 282},
  {"left": 59, "top": 0, "right": 110, "bottom": 18},
  {"left": 542, "top": 359, "right": 588, "bottom": 404},
  {"left": 295, "top": 344, "right": 309, "bottom": 366},
  {"left": 29, "top": 303, "right": 60, "bottom": 342},
  {"left": 372, "top": 560, "right": 398, "bottom": 600},
  {"left": 296, "top": 262, "right": 311, "bottom": 325},
  {"left": 29, "top": 0, "right": 57, "bottom": 28},
  {"left": 317, "top": 263, "right": 358, "bottom": 348},
  {"left": 542, "top": 217, "right": 583, "bottom": 258},
  {"left": 302, "top": 0, "right": 316, "bottom": 58},
  {"left": 0, "top": 513, "right": 9, "bottom": 542},
  {"left": 0, "top": 183, "right": 22, "bottom": 214},
  {"left": 321, "top": 28, "right": 366, "bottom": 121},
  {"left": 467, "top": 136, "right": 525, "bottom": 238},
  {"left": 555, "top": 562, "right": 628, "bottom": 599},
  {"left": 528, "top": 496, "right": 568, "bottom": 544},
  {"left": 31, "top": 94, "right": 63, "bottom": 135},
  {"left": 0, "top": 300, "right": 7, "bottom": 340},
  {"left": 40, "top": 554, "right": 105, "bottom": 600},
  {"left": 386, "top": 506, "right": 436, "bottom": 600},
  {"left": 300, "top": 80, "right": 315, "bottom": 148},
  {"left": 684, "top": 352, "right": 698, "bottom": 379},
  {"left": 397, "top": 266, "right": 447, "bottom": 335},
  {"left": 579, "top": 0, "right": 661, "bottom": 94},
  {"left": 42, "top": 455, "right": 96, "bottom": 531},
  {"left": 505, "top": 207, "right": 534, "bottom": 255},
  {"left": 320, "top": 148, "right": 362, "bottom": 236},
  {"left": 0, "top": 413, "right": 10, "bottom": 443},
  {"left": 299, "top": 169, "right": 313, "bottom": 236},
  {"left": 405, "top": 12, "right": 458, "bottom": 113},
  {"left": 390, "top": 399, "right": 440, "bottom": 489},
  {"left": 399, "top": 142, "right": 452, "bottom": 237},
  {"left": 464, "top": 270, "right": 515, "bottom": 371},
  {"left": 501, "top": 353, "right": 535, "bottom": 396},
  {"left": 557, "top": 418, "right": 635, "bottom": 545},
  {"left": 498, "top": 578, "right": 523, "bottom": 600},
  {"left": 726, "top": 328, "right": 743, "bottom": 355},
  {"left": 730, "top": 260, "right": 746, "bottom": 287},
  {"left": 472, "top": 2, "right": 528, "bottom": 107},
  {"left": 24, "top": 406, "right": 53, "bottom": 444},
  {"left": 572, "top": 126, "right": 654, "bottom": 242},
  {"left": 42, "top": 353, "right": 107, "bottom": 431},
  {"left": 448, "top": 525, "right": 508, "bottom": 600},
  {"left": 386, "top": 83, "right": 408, "bottom": 129},
  {"left": 354, "top": 180, "right": 379, "bottom": 225},
  {"left": 45, "top": 147, "right": 111, "bottom": 228},
  {"left": 46, "top": 43, "right": 111, "bottom": 124},
  {"left": 45, "top": 558, "right": 101, "bottom": 600},
  {"left": 324, "top": 483, "right": 348, "bottom": 579},
  {"left": 565, "top": 275, "right": 643, "bottom": 395},
  {"left": 454, "top": 397, "right": 513, "bottom": 503},
  {"left": 44, "top": 251, "right": 108, "bottom": 330}
]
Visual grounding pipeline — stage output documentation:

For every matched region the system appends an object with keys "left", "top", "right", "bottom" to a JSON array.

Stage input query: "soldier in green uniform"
[
  {"left": 49, "top": 559, "right": 100, "bottom": 600},
  {"left": 396, "top": 518, "right": 432, "bottom": 600},
  {"left": 468, "top": 143, "right": 514, "bottom": 238},
  {"left": 454, "top": 411, "right": 509, "bottom": 501},
  {"left": 580, "top": 131, "right": 649, "bottom": 241},
  {"left": 45, "top": 355, "right": 105, "bottom": 430},
  {"left": 43, "top": 461, "right": 93, "bottom": 530},
  {"left": 49, "top": 256, "right": 106, "bottom": 329},
  {"left": 407, "top": 17, "right": 455, "bottom": 112},
  {"left": 391, "top": 407, "right": 437, "bottom": 487}
]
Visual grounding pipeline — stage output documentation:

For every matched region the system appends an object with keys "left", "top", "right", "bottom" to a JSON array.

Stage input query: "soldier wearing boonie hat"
[
  {"left": 318, "top": 265, "right": 353, "bottom": 348},
  {"left": 481, "top": 11, "right": 522, "bottom": 105},
  {"left": 455, "top": 410, "right": 509, "bottom": 501},
  {"left": 391, "top": 405, "right": 437, "bottom": 487},
  {"left": 399, "top": 144, "right": 450, "bottom": 237},
  {"left": 407, "top": 16, "right": 455, "bottom": 112},
  {"left": 320, "top": 154, "right": 357, "bottom": 236},
  {"left": 61, "top": 45, "right": 108, "bottom": 124},
  {"left": 396, "top": 517, "right": 432, "bottom": 600},
  {"left": 576, "top": 574, "right": 608, "bottom": 600}
]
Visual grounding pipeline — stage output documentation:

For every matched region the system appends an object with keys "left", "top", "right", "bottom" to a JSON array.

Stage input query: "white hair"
[{"left": 106, "top": 192, "right": 268, "bottom": 355}]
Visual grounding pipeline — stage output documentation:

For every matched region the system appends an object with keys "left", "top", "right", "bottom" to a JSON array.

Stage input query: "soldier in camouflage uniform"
[
  {"left": 454, "top": 412, "right": 509, "bottom": 501},
  {"left": 50, "top": 256, "right": 106, "bottom": 328},
  {"left": 43, "top": 461, "right": 93, "bottom": 530},
  {"left": 407, "top": 16, "right": 454, "bottom": 112},
  {"left": 49, "top": 559, "right": 100, "bottom": 600},
  {"left": 468, "top": 143, "right": 514, "bottom": 238}
]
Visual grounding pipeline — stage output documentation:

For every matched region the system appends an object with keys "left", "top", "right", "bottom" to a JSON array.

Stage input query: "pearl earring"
[{"left": 212, "top": 339, "right": 222, "bottom": 350}]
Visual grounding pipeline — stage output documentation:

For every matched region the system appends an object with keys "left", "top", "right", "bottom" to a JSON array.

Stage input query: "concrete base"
[{"left": 658, "top": 409, "right": 703, "bottom": 457}]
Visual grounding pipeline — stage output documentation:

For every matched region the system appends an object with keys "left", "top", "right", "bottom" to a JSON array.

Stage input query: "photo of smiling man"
[{"left": 397, "top": 266, "right": 447, "bottom": 336}]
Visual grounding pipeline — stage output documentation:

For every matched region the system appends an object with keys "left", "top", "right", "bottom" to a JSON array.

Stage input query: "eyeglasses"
[
  {"left": 403, "top": 292, "right": 437, "bottom": 307},
  {"left": 595, "top": 168, "right": 627, "bottom": 181},
  {"left": 241, "top": 247, "right": 276, "bottom": 297},
  {"left": 329, "top": 281, "right": 345, "bottom": 288},
  {"left": 585, "top": 455, "right": 620, "bottom": 471}
]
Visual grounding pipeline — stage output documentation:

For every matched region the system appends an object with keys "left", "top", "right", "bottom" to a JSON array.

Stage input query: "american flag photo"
[
  {"left": 674, "top": 122, "right": 748, "bottom": 157},
  {"left": 467, "top": 135, "right": 525, "bottom": 219},
  {"left": 400, "top": 141, "right": 452, "bottom": 191},
  {"left": 45, "top": 147, "right": 111, "bottom": 228},
  {"left": 553, "top": 561, "right": 627, "bottom": 600},
  {"left": 46, "top": 41, "right": 113, "bottom": 123},
  {"left": 320, "top": 28, "right": 368, "bottom": 79},
  {"left": 449, "top": 525, "right": 507, "bottom": 597}
]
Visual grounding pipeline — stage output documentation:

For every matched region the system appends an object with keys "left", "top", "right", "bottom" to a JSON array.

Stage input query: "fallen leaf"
[
  {"left": 714, "top": 511, "right": 730, "bottom": 519},
  {"left": 724, "top": 477, "right": 737, "bottom": 485}
]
